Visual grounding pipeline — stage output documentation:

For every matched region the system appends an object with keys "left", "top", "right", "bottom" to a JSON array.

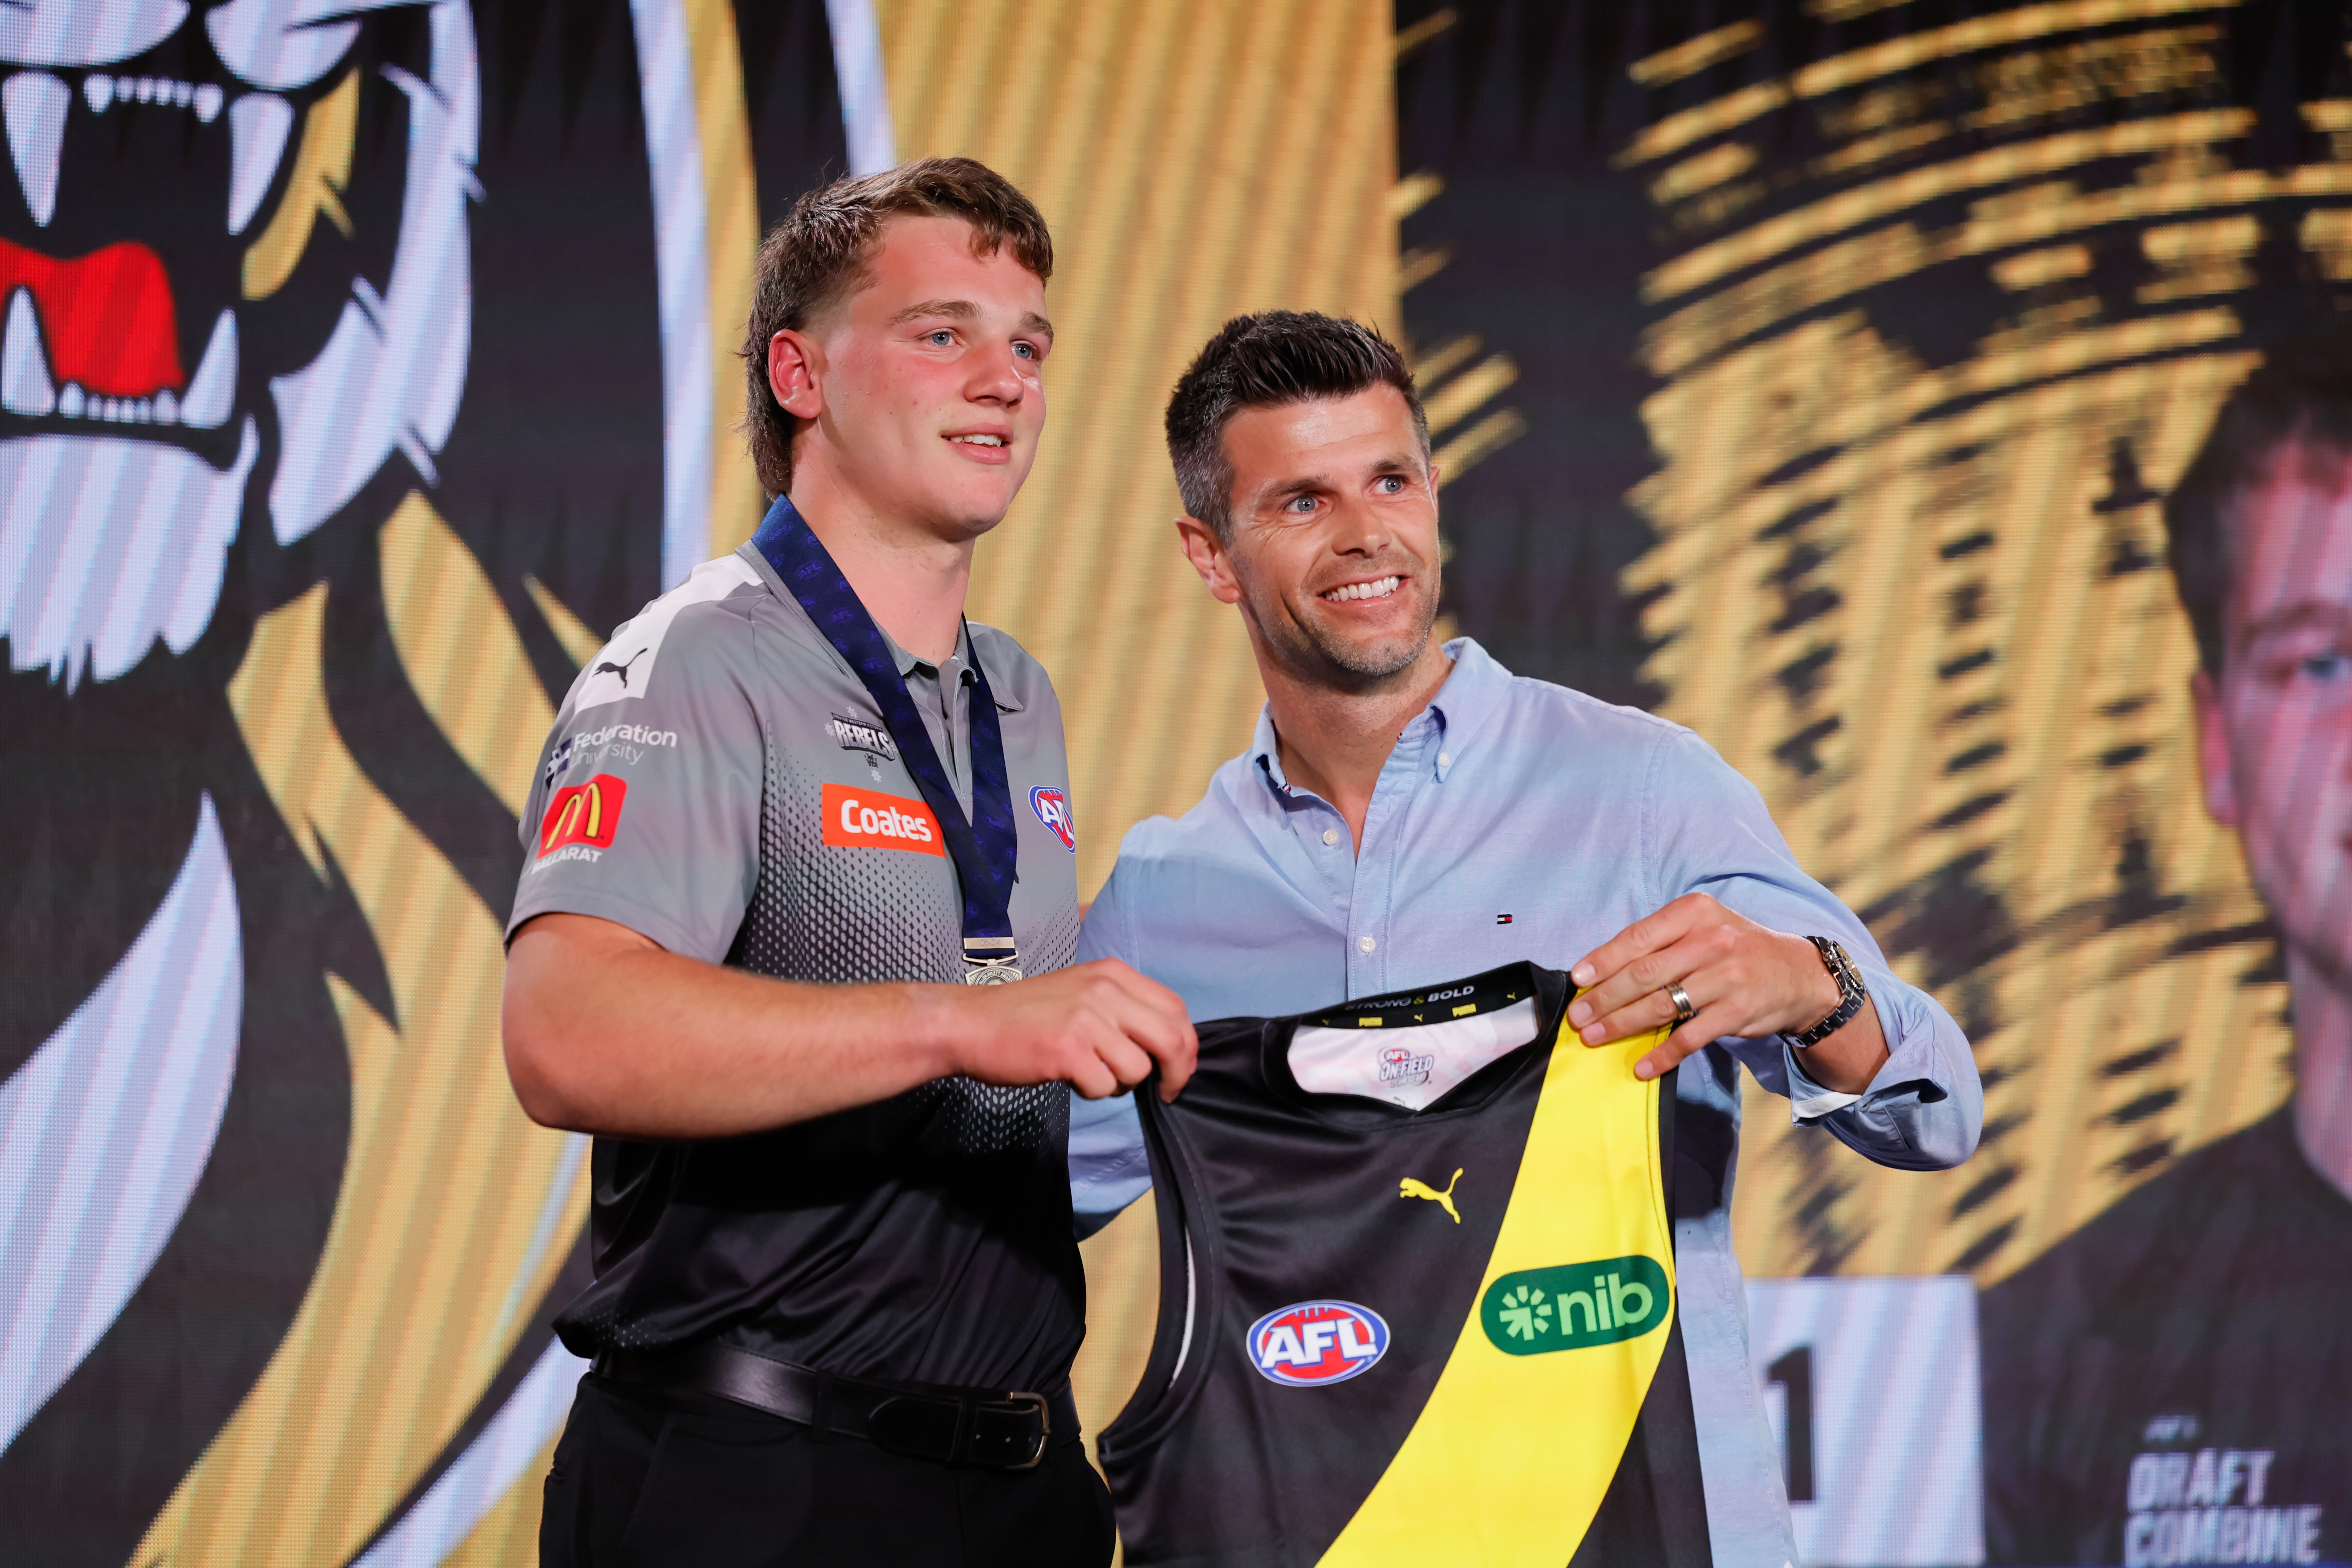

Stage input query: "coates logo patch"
[
  {"left": 1246, "top": 1300, "right": 1389, "bottom": 1387},
  {"left": 822, "top": 784, "right": 945, "bottom": 857},
  {"left": 1029, "top": 786, "right": 1075, "bottom": 852},
  {"left": 538, "top": 774, "right": 628, "bottom": 857}
]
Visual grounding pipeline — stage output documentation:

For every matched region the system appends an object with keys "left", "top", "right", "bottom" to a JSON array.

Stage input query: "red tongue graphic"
[{"left": 0, "top": 238, "right": 184, "bottom": 398}]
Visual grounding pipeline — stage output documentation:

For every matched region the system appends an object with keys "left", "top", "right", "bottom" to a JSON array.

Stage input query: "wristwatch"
[{"left": 1790, "top": 936, "right": 1868, "bottom": 1048}]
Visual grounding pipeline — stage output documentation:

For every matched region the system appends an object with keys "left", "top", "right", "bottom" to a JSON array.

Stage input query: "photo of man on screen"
[{"left": 1982, "top": 330, "right": 2352, "bottom": 1568}]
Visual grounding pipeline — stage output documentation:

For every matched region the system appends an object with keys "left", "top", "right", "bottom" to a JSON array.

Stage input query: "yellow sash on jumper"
[{"left": 1319, "top": 1011, "right": 1676, "bottom": 1567}]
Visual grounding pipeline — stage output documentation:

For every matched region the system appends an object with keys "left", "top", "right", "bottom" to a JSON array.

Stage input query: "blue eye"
[
  {"left": 927, "top": 330, "right": 953, "bottom": 346},
  {"left": 1014, "top": 342, "right": 1036, "bottom": 360},
  {"left": 2303, "top": 652, "right": 2352, "bottom": 683}
]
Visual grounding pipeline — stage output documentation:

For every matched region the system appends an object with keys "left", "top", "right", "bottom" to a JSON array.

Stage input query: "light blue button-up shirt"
[{"left": 1071, "top": 638, "right": 1981, "bottom": 1568}]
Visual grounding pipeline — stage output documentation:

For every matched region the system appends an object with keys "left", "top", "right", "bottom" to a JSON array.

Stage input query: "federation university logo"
[
  {"left": 1247, "top": 1300, "right": 1389, "bottom": 1387},
  {"left": 1029, "top": 785, "right": 1076, "bottom": 851}
]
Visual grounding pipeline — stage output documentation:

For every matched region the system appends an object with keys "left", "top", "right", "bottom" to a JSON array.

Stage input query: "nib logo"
[{"left": 1479, "top": 1256, "right": 1671, "bottom": 1356}]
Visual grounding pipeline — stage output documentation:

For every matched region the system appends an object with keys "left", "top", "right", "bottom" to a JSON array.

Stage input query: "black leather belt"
[{"left": 593, "top": 1342, "right": 1074, "bottom": 1471}]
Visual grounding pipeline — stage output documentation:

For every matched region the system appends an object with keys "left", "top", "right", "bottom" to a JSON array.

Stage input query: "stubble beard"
[{"left": 1245, "top": 568, "right": 1442, "bottom": 694}]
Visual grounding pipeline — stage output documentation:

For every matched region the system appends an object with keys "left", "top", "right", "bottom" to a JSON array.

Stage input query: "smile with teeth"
[
  {"left": 949, "top": 433, "right": 1006, "bottom": 446},
  {"left": 1324, "top": 576, "right": 1402, "bottom": 603}
]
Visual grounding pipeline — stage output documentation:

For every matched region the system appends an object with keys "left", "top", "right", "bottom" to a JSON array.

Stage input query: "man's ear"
[
  {"left": 2191, "top": 667, "right": 2240, "bottom": 827},
  {"left": 768, "top": 328, "right": 824, "bottom": 419},
  {"left": 1175, "top": 515, "right": 1244, "bottom": 606}
]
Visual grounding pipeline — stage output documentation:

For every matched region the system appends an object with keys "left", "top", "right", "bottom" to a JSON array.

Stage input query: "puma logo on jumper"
[
  {"left": 593, "top": 648, "right": 647, "bottom": 688},
  {"left": 1399, "top": 1169, "right": 1463, "bottom": 1224}
]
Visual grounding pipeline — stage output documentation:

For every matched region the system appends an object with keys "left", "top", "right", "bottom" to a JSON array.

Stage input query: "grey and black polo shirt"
[{"left": 508, "top": 541, "right": 1084, "bottom": 1391}]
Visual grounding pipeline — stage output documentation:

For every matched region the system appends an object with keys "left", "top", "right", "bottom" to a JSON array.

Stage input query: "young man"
[
  {"left": 1069, "top": 312, "right": 1979, "bottom": 1566},
  {"left": 502, "top": 159, "right": 1195, "bottom": 1566},
  {"left": 1983, "top": 333, "right": 2352, "bottom": 1567}
]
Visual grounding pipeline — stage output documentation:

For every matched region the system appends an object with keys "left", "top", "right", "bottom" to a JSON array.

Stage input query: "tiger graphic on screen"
[{"left": 0, "top": 3, "right": 655, "bottom": 1562}]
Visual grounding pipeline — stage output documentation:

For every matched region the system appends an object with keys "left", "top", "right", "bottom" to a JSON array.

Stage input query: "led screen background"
[{"left": 0, "top": 0, "right": 2336, "bottom": 1563}]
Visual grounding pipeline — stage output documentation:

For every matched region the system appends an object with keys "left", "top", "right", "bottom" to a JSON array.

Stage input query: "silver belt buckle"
[{"left": 998, "top": 1390, "right": 1050, "bottom": 1469}]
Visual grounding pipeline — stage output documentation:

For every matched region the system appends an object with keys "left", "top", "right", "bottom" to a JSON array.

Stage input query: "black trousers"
[{"left": 540, "top": 1373, "right": 1116, "bottom": 1568}]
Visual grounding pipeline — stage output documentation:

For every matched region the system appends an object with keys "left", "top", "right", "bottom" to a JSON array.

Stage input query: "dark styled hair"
[
  {"left": 1164, "top": 311, "right": 1429, "bottom": 540},
  {"left": 2165, "top": 322, "right": 2352, "bottom": 674},
  {"left": 740, "top": 157, "right": 1054, "bottom": 499}
]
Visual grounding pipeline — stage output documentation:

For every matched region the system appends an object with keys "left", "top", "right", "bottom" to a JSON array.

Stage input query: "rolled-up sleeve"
[
  {"left": 1645, "top": 727, "right": 1982, "bottom": 1172},
  {"left": 1069, "top": 863, "right": 1154, "bottom": 1233}
]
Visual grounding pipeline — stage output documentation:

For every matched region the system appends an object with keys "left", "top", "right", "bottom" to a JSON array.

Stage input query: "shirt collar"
[
  {"left": 879, "top": 621, "right": 973, "bottom": 683},
  {"left": 1250, "top": 637, "right": 1508, "bottom": 796},
  {"left": 1422, "top": 637, "right": 1509, "bottom": 771}
]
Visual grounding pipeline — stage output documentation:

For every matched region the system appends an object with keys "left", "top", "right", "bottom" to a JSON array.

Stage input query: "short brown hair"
[
  {"left": 740, "top": 157, "right": 1054, "bottom": 499},
  {"left": 2165, "top": 320, "right": 2352, "bottom": 674},
  {"left": 1164, "top": 312, "right": 1429, "bottom": 541}
]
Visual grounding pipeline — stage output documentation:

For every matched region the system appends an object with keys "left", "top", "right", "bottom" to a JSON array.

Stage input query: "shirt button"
[
  {"left": 1439, "top": 751, "right": 1451, "bottom": 768},
  {"left": 1358, "top": 935, "right": 1377, "bottom": 953},
  {"left": 1322, "top": 828, "right": 1340, "bottom": 846}
]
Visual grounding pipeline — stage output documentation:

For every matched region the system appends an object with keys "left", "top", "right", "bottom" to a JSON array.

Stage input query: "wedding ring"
[{"left": 1665, "top": 982, "right": 1697, "bottom": 1027}]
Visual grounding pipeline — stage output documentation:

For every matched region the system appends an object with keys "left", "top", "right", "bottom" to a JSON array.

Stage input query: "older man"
[{"left": 1070, "top": 311, "right": 1980, "bottom": 1567}]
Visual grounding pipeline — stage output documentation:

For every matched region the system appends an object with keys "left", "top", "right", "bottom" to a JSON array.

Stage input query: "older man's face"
[
  {"left": 2197, "top": 441, "right": 2352, "bottom": 988},
  {"left": 1213, "top": 385, "right": 1442, "bottom": 690}
]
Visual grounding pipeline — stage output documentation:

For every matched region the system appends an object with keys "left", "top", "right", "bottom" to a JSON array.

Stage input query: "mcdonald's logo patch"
[{"left": 538, "top": 774, "right": 629, "bottom": 857}]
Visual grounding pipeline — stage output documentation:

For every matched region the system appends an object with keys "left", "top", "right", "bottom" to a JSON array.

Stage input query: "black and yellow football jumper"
[{"left": 1098, "top": 962, "right": 1711, "bottom": 1568}]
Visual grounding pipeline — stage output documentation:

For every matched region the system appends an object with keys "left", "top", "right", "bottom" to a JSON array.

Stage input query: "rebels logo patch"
[
  {"left": 538, "top": 774, "right": 628, "bottom": 857},
  {"left": 1029, "top": 786, "right": 1075, "bottom": 851},
  {"left": 828, "top": 713, "right": 895, "bottom": 761},
  {"left": 822, "top": 783, "right": 945, "bottom": 856},
  {"left": 1246, "top": 1300, "right": 1389, "bottom": 1387}
]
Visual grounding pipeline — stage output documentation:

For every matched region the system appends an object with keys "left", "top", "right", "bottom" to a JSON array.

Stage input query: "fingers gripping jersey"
[{"left": 1098, "top": 964, "right": 1711, "bottom": 1568}]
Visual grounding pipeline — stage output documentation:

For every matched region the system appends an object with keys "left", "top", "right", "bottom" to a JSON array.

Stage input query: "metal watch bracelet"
[{"left": 1790, "top": 935, "right": 1868, "bottom": 1048}]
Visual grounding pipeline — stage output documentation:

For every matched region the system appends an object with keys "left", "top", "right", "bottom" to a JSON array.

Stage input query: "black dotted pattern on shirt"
[{"left": 727, "top": 735, "right": 1081, "bottom": 1157}]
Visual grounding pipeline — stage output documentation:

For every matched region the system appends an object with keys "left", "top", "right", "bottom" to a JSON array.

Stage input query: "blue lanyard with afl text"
[{"left": 752, "top": 496, "right": 1024, "bottom": 983}]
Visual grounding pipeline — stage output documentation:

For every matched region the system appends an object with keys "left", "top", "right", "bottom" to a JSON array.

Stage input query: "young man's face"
[
  {"left": 1183, "top": 385, "right": 1442, "bottom": 688},
  {"left": 788, "top": 214, "right": 1052, "bottom": 536},
  {"left": 2196, "top": 441, "right": 2352, "bottom": 988}
]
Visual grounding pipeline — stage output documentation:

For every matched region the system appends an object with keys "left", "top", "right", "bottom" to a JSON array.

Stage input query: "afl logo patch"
[
  {"left": 1029, "top": 786, "right": 1076, "bottom": 851},
  {"left": 1246, "top": 1300, "right": 1389, "bottom": 1387}
]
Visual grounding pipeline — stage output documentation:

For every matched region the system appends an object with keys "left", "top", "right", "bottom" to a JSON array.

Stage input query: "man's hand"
[
  {"left": 504, "top": 916, "right": 1197, "bottom": 1139},
  {"left": 946, "top": 957, "right": 1198, "bottom": 1102},
  {"left": 1566, "top": 893, "right": 1888, "bottom": 1092}
]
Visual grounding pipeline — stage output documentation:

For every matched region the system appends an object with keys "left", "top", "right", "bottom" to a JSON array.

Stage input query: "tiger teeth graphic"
[
  {"left": 82, "top": 75, "right": 223, "bottom": 121},
  {"left": 1, "top": 286, "right": 54, "bottom": 415},
  {"left": 226, "top": 93, "right": 292, "bottom": 236},
  {"left": 3, "top": 71, "right": 69, "bottom": 227},
  {"left": 179, "top": 310, "right": 238, "bottom": 429}
]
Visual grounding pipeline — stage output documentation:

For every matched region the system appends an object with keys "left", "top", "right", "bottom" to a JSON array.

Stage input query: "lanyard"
[{"left": 752, "top": 496, "right": 1024, "bottom": 982}]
